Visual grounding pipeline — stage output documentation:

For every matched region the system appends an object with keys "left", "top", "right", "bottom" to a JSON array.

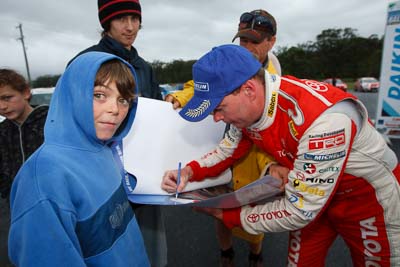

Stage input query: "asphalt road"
[
  {"left": 163, "top": 91, "right": 399, "bottom": 267},
  {"left": 162, "top": 202, "right": 353, "bottom": 266}
]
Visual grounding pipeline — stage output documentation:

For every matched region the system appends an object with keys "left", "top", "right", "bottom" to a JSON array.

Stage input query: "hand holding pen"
[{"left": 161, "top": 164, "right": 193, "bottom": 194}]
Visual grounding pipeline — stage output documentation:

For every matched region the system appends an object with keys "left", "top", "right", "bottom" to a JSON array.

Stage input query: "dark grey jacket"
[
  {"left": 0, "top": 105, "right": 48, "bottom": 199},
  {"left": 69, "top": 35, "right": 162, "bottom": 100}
]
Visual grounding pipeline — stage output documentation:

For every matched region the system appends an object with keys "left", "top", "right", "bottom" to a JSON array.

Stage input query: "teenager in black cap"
[
  {"left": 69, "top": 1, "right": 166, "bottom": 267},
  {"left": 69, "top": 0, "right": 162, "bottom": 100}
]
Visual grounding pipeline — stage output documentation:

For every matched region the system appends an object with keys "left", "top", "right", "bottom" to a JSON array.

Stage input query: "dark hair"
[
  {"left": 0, "top": 69, "right": 29, "bottom": 93},
  {"left": 94, "top": 59, "right": 137, "bottom": 103}
]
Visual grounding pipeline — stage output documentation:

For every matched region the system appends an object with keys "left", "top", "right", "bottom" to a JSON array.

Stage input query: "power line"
[{"left": 16, "top": 23, "right": 32, "bottom": 84}]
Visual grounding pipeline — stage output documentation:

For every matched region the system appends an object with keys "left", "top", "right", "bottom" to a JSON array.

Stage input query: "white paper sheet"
[
  {"left": 123, "top": 97, "right": 231, "bottom": 196},
  {"left": 127, "top": 175, "right": 283, "bottom": 207}
]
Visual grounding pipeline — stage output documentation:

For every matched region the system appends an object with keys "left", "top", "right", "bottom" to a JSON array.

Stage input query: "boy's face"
[
  {"left": 0, "top": 85, "right": 32, "bottom": 124},
  {"left": 93, "top": 79, "right": 130, "bottom": 141},
  {"left": 107, "top": 15, "right": 140, "bottom": 50}
]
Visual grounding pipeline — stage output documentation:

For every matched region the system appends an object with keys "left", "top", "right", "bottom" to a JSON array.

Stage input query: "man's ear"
[
  {"left": 269, "top": 35, "right": 277, "bottom": 47},
  {"left": 243, "top": 80, "right": 257, "bottom": 98}
]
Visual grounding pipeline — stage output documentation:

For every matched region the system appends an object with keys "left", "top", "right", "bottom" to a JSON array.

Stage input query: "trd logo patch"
[{"left": 308, "top": 132, "right": 345, "bottom": 150}]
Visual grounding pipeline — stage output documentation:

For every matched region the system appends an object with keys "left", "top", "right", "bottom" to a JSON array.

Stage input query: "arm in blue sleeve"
[{"left": 9, "top": 200, "right": 86, "bottom": 267}]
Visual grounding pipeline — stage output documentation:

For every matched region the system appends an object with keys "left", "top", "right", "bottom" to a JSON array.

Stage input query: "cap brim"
[
  {"left": 232, "top": 29, "right": 267, "bottom": 43},
  {"left": 179, "top": 96, "right": 222, "bottom": 122}
]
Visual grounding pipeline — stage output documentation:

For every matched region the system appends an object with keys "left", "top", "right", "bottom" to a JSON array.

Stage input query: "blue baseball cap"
[{"left": 179, "top": 44, "right": 262, "bottom": 122}]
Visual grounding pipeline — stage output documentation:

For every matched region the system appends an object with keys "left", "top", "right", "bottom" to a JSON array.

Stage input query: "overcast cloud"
[{"left": 0, "top": 0, "right": 391, "bottom": 80}]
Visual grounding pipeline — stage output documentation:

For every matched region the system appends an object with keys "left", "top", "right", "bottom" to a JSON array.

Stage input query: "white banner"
[{"left": 376, "top": 1, "right": 400, "bottom": 138}]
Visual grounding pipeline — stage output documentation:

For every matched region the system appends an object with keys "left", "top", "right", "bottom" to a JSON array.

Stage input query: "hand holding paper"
[
  {"left": 268, "top": 164, "right": 289, "bottom": 191},
  {"left": 191, "top": 175, "right": 283, "bottom": 218}
]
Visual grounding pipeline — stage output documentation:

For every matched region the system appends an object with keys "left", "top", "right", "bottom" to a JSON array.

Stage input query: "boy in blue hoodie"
[{"left": 8, "top": 52, "right": 149, "bottom": 267}]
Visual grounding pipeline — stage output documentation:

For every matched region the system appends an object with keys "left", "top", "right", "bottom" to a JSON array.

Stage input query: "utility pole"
[{"left": 16, "top": 23, "right": 32, "bottom": 84}]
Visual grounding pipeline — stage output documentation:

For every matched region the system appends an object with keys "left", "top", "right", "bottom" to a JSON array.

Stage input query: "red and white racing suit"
[{"left": 187, "top": 72, "right": 400, "bottom": 267}]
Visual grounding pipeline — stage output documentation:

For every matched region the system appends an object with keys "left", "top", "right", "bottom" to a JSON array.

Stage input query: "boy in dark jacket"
[
  {"left": 0, "top": 68, "right": 48, "bottom": 266},
  {"left": 69, "top": 0, "right": 162, "bottom": 101}
]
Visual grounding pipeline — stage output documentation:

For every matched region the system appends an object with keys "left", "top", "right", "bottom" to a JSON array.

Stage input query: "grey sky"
[{"left": 0, "top": 0, "right": 390, "bottom": 80}]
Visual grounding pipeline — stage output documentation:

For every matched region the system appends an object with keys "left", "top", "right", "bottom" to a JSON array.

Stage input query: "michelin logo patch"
[
  {"left": 304, "top": 151, "right": 346, "bottom": 161},
  {"left": 194, "top": 82, "right": 209, "bottom": 92}
]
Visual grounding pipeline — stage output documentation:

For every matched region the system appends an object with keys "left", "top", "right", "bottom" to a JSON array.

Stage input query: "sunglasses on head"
[{"left": 239, "top": 12, "right": 275, "bottom": 35}]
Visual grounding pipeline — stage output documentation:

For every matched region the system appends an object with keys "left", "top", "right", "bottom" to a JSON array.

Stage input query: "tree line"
[
  {"left": 31, "top": 27, "right": 383, "bottom": 88},
  {"left": 276, "top": 28, "right": 382, "bottom": 80}
]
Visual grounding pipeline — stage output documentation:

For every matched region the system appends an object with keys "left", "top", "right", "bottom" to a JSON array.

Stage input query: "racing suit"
[{"left": 187, "top": 72, "right": 400, "bottom": 267}]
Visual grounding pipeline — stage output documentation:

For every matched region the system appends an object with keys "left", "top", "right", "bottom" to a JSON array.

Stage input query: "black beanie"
[{"left": 98, "top": 0, "right": 142, "bottom": 29}]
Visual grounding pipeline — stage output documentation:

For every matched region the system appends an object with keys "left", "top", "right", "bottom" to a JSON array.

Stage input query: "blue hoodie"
[{"left": 8, "top": 52, "right": 149, "bottom": 267}]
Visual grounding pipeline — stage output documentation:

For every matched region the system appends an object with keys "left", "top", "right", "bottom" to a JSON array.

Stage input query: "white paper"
[
  {"left": 127, "top": 175, "right": 283, "bottom": 208},
  {"left": 123, "top": 97, "right": 231, "bottom": 195}
]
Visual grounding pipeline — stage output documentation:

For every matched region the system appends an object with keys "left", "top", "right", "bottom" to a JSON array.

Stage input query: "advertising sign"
[{"left": 376, "top": 1, "right": 400, "bottom": 138}]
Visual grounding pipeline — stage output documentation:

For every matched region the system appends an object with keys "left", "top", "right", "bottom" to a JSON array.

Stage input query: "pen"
[{"left": 175, "top": 162, "right": 182, "bottom": 199}]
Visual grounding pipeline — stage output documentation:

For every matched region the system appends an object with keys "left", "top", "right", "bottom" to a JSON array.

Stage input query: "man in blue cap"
[
  {"left": 161, "top": 44, "right": 400, "bottom": 267},
  {"left": 166, "top": 11, "right": 281, "bottom": 266}
]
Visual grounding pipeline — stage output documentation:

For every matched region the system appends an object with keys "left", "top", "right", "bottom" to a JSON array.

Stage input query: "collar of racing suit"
[
  {"left": 246, "top": 70, "right": 281, "bottom": 132},
  {"left": 246, "top": 72, "right": 367, "bottom": 137}
]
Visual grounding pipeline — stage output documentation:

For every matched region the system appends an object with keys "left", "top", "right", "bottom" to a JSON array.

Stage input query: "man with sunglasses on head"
[
  {"left": 166, "top": 9, "right": 283, "bottom": 267},
  {"left": 166, "top": 9, "right": 280, "bottom": 108},
  {"left": 232, "top": 9, "right": 281, "bottom": 78}
]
